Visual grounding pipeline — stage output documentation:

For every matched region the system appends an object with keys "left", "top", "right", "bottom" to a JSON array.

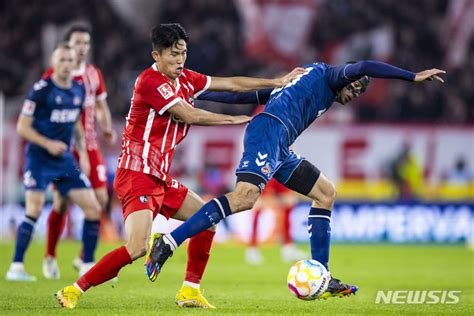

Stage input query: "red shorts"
[
  {"left": 113, "top": 168, "right": 188, "bottom": 221},
  {"left": 262, "top": 178, "right": 291, "bottom": 196},
  {"left": 73, "top": 148, "right": 107, "bottom": 189}
]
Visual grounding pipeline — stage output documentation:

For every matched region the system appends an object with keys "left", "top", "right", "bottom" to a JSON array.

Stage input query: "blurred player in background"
[
  {"left": 5, "top": 43, "right": 102, "bottom": 282},
  {"left": 147, "top": 60, "right": 445, "bottom": 299},
  {"left": 55, "top": 23, "right": 303, "bottom": 309},
  {"left": 41, "top": 25, "right": 117, "bottom": 279},
  {"left": 246, "top": 178, "right": 306, "bottom": 264}
]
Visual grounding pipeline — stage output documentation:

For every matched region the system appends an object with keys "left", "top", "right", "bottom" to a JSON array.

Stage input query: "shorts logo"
[
  {"left": 255, "top": 152, "right": 267, "bottom": 167},
  {"left": 139, "top": 195, "right": 149, "bottom": 203},
  {"left": 23, "top": 171, "right": 37, "bottom": 187},
  {"left": 157, "top": 83, "right": 174, "bottom": 100}
]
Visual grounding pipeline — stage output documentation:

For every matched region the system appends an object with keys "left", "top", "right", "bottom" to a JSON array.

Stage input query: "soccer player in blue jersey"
[
  {"left": 146, "top": 60, "right": 445, "bottom": 298},
  {"left": 5, "top": 43, "right": 102, "bottom": 281}
]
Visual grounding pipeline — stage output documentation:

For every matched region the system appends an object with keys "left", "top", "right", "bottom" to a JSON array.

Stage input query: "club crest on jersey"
[
  {"left": 157, "top": 83, "right": 173, "bottom": 100},
  {"left": 73, "top": 96, "right": 82, "bottom": 106},
  {"left": 139, "top": 195, "right": 149, "bottom": 203},
  {"left": 55, "top": 95, "right": 62, "bottom": 104}
]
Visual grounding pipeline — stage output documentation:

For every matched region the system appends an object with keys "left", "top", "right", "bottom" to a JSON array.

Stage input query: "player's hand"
[
  {"left": 45, "top": 140, "right": 68, "bottom": 157},
  {"left": 79, "top": 153, "right": 91, "bottom": 177},
  {"left": 231, "top": 115, "right": 252, "bottom": 125},
  {"left": 276, "top": 67, "right": 306, "bottom": 87},
  {"left": 414, "top": 69, "right": 446, "bottom": 83},
  {"left": 103, "top": 129, "right": 117, "bottom": 145}
]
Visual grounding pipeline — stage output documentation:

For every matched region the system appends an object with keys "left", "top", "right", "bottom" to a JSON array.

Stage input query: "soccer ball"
[{"left": 287, "top": 259, "right": 330, "bottom": 300}]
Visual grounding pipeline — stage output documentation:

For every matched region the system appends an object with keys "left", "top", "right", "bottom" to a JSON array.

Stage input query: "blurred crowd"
[{"left": 1, "top": 0, "right": 472, "bottom": 123}]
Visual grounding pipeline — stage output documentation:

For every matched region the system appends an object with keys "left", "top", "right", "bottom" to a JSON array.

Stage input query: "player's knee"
[
  {"left": 83, "top": 200, "right": 101, "bottom": 220},
  {"left": 229, "top": 184, "right": 260, "bottom": 212},
  {"left": 310, "top": 181, "right": 337, "bottom": 209},
  {"left": 125, "top": 239, "right": 148, "bottom": 260},
  {"left": 95, "top": 190, "right": 109, "bottom": 209}
]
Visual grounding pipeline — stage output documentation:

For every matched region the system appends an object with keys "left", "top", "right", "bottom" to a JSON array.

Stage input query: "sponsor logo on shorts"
[{"left": 140, "top": 195, "right": 149, "bottom": 203}]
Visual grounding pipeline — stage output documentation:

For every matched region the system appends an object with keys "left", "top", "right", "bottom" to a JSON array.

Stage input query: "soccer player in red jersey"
[
  {"left": 41, "top": 25, "right": 117, "bottom": 279},
  {"left": 55, "top": 23, "right": 304, "bottom": 309}
]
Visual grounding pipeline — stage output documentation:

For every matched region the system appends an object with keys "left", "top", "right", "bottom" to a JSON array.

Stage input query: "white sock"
[
  {"left": 73, "top": 282, "right": 84, "bottom": 293},
  {"left": 184, "top": 281, "right": 200, "bottom": 289},
  {"left": 163, "top": 234, "right": 178, "bottom": 251}
]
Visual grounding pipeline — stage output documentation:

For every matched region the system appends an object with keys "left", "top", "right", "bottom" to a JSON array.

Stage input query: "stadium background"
[
  {"left": 1, "top": 0, "right": 472, "bottom": 244},
  {"left": 0, "top": 0, "right": 473, "bottom": 314}
]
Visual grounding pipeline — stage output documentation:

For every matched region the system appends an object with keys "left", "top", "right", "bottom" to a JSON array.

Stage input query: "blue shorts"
[
  {"left": 235, "top": 114, "right": 304, "bottom": 189},
  {"left": 23, "top": 153, "right": 90, "bottom": 196}
]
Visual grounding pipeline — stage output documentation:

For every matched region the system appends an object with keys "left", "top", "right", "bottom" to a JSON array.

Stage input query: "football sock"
[
  {"left": 308, "top": 208, "right": 331, "bottom": 270},
  {"left": 46, "top": 209, "right": 66, "bottom": 257},
  {"left": 170, "top": 196, "right": 231, "bottom": 247},
  {"left": 75, "top": 246, "right": 132, "bottom": 292},
  {"left": 282, "top": 206, "right": 292, "bottom": 244},
  {"left": 82, "top": 219, "right": 100, "bottom": 263},
  {"left": 185, "top": 229, "right": 216, "bottom": 284},
  {"left": 250, "top": 209, "right": 261, "bottom": 247},
  {"left": 13, "top": 216, "right": 37, "bottom": 263}
]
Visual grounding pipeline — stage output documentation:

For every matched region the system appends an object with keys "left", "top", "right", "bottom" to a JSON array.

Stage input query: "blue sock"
[
  {"left": 169, "top": 196, "right": 232, "bottom": 247},
  {"left": 13, "top": 216, "right": 37, "bottom": 263},
  {"left": 82, "top": 219, "right": 100, "bottom": 263},
  {"left": 308, "top": 208, "right": 331, "bottom": 271}
]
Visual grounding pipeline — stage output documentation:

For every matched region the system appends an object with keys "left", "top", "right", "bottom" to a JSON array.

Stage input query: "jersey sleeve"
[
  {"left": 94, "top": 67, "right": 108, "bottom": 101},
  {"left": 142, "top": 76, "right": 183, "bottom": 115},
  {"left": 21, "top": 80, "right": 48, "bottom": 117},
  {"left": 186, "top": 69, "right": 211, "bottom": 98}
]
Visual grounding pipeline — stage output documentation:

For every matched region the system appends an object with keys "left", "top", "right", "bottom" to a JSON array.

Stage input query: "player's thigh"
[
  {"left": 172, "top": 189, "right": 205, "bottom": 222},
  {"left": 124, "top": 209, "right": 153, "bottom": 260},
  {"left": 93, "top": 187, "right": 109, "bottom": 209},
  {"left": 68, "top": 188, "right": 101, "bottom": 220},
  {"left": 24, "top": 190, "right": 46, "bottom": 218},
  {"left": 52, "top": 189, "right": 69, "bottom": 214}
]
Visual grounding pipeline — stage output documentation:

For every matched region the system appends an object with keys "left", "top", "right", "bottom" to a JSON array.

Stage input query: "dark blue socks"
[
  {"left": 13, "top": 216, "right": 37, "bottom": 262},
  {"left": 308, "top": 208, "right": 331, "bottom": 270},
  {"left": 169, "top": 196, "right": 232, "bottom": 248},
  {"left": 82, "top": 219, "right": 100, "bottom": 263}
]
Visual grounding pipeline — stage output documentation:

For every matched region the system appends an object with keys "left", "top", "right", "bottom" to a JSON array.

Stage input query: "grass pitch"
[{"left": 0, "top": 241, "right": 473, "bottom": 315}]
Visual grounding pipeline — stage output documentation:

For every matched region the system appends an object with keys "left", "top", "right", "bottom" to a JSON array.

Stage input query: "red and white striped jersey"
[
  {"left": 43, "top": 64, "right": 107, "bottom": 150},
  {"left": 117, "top": 64, "right": 211, "bottom": 181}
]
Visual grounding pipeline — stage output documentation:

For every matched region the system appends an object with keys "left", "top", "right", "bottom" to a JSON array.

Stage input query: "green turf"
[{"left": 0, "top": 241, "right": 473, "bottom": 315}]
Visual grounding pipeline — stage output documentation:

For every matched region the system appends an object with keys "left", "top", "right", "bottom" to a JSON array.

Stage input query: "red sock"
[
  {"left": 184, "top": 230, "right": 216, "bottom": 284},
  {"left": 75, "top": 246, "right": 132, "bottom": 292},
  {"left": 282, "top": 206, "right": 292, "bottom": 244},
  {"left": 249, "top": 209, "right": 261, "bottom": 247},
  {"left": 46, "top": 210, "right": 67, "bottom": 257}
]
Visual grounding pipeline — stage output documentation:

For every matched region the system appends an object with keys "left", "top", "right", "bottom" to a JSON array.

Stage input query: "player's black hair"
[
  {"left": 63, "top": 24, "right": 92, "bottom": 41},
  {"left": 151, "top": 23, "right": 189, "bottom": 52}
]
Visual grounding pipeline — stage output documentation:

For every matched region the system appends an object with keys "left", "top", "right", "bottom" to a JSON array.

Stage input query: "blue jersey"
[
  {"left": 261, "top": 60, "right": 416, "bottom": 144},
  {"left": 262, "top": 63, "right": 336, "bottom": 144},
  {"left": 21, "top": 78, "right": 85, "bottom": 158}
]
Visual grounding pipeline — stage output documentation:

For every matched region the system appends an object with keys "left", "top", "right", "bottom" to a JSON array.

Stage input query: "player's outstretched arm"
[
  {"left": 167, "top": 100, "right": 251, "bottom": 126},
  {"left": 197, "top": 88, "right": 273, "bottom": 105},
  {"left": 16, "top": 114, "right": 67, "bottom": 157},
  {"left": 95, "top": 99, "right": 117, "bottom": 145},
  {"left": 208, "top": 67, "right": 305, "bottom": 92}
]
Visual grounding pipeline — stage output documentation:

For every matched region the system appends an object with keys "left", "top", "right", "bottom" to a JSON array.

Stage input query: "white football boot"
[
  {"left": 281, "top": 244, "right": 307, "bottom": 263},
  {"left": 245, "top": 247, "right": 264, "bottom": 265},
  {"left": 43, "top": 256, "right": 60, "bottom": 279},
  {"left": 6, "top": 262, "right": 37, "bottom": 281}
]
